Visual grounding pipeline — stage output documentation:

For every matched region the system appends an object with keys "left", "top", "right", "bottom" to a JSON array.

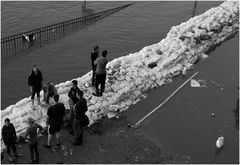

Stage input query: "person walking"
[
  {"left": 68, "top": 80, "right": 83, "bottom": 135},
  {"left": 91, "top": 45, "right": 99, "bottom": 86},
  {"left": 73, "top": 90, "right": 88, "bottom": 145},
  {"left": 28, "top": 64, "right": 43, "bottom": 109},
  {"left": 1, "top": 118, "right": 19, "bottom": 162},
  {"left": 93, "top": 50, "right": 108, "bottom": 97},
  {"left": 44, "top": 94, "right": 66, "bottom": 148},
  {"left": 25, "top": 117, "right": 43, "bottom": 164}
]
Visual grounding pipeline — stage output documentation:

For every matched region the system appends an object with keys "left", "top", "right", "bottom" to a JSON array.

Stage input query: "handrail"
[{"left": 1, "top": 3, "right": 134, "bottom": 57}]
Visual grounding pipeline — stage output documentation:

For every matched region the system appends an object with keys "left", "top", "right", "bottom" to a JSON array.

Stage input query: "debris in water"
[
  {"left": 134, "top": 156, "right": 139, "bottom": 162},
  {"left": 107, "top": 112, "right": 117, "bottom": 119},
  {"left": 216, "top": 136, "right": 224, "bottom": 148},
  {"left": 182, "top": 155, "right": 191, "bottom": 163},
  {"left": 211, "top": 113, "right": 215, "bottom": 117},
  {"left": 190, "top": 79, "right": 201, "bottom": 87},
  {"left": 99, "top": 145, "right": 107, "bottom": 152},
  {"left": 200, "top": 53, "right": 209, "bottom": 60},
  {"left": 190, "top": 79, "right": 207, "bottom": 88}
]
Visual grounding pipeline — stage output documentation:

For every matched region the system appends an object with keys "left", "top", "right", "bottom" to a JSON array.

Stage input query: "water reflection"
[
  {"left": 214, "top": 147, "right": 223, "bottom": 157},
  {"left": 82, "top": 1, "right": 94, "bottom": 16},
  {"left": 192, "top": 1, "right": 197, "bottom": 17}
]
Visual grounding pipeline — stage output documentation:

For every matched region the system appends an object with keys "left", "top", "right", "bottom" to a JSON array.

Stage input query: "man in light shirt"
[{"left": 93, "top": 50, "right": 108, "bottom": 97}]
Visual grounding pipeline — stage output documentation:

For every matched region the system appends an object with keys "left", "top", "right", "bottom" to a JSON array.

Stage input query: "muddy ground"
[{"left": 1, "top": 115, "right": 176, "bottom": 164}]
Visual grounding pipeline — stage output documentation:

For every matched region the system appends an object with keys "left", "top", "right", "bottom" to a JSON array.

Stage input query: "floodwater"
[
  {"left": 125, "top": 33, "right": 239, "bottom": 163},
  {"left": 1, "top": 1, "right": 239, "bottom": 163}
]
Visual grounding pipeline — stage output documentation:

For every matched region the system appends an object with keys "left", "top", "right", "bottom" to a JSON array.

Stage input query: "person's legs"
[
  {"left": 100, "top": 73, "right": 106, "bottom": 96},
  {"left": 68, "top": 99, "right": 75, "bottom": 134},
  {"left": 37, "top": 91, "right": 41, "bottom": 104},
  {"left": 31, "top": 90, "right": 36, "bottom": 107},
  {"left": 11, "top": 143, "right": 18, "bottom": 159},
  {"left": 28, "top": 143, "right": 34, "bottom": 162},
  {"left": 6, "top": 144, "right": 13, "bottom": 161},
  {"left": 55, "top": 132, "right": 61, "bottom": 146},
  {"left": 95, "top": 74, "right": 100, "bottom": 96},
  {"left": 78, "top": 125, "right": 83, "bottom": 145},
  {"left": 92, "top": 70, "right": 96, "bottom": 86},
  {"left": 73, "top": 119, "right": 81, "bottom": 145},
  {"left": 33, "top": 142, "right": 39, "bottom": 162},
  {"left": 46, "top": 125, "right": 53, "bottom": 147}
]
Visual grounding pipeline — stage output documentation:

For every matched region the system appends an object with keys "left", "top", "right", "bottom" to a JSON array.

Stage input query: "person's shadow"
[
  {"left": 233, "top": 99, "right": 239, "bottom": 130},
  {"left": 82, "top": 1, "right": 94, "bottom": 16}
]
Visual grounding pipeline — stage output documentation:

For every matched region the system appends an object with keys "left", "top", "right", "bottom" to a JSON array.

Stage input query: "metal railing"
[{"left": 1, "top": 3, "right": 134, "bottom": 58}]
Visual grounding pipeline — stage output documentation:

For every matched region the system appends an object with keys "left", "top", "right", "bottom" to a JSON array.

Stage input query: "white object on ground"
[
  {"left": 216, "top": 136, "right": 224, "bottom": 148},
  {"left": 191, "top": 79, "right": 201, "bottom": 87}
]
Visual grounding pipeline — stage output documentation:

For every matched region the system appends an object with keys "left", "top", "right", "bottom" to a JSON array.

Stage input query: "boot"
[
  {"left": 73, "top": 135, "right": 82, "bottom": 146},
  {"left": 37, "top": 97, "right": 41, "bottom": 105}
]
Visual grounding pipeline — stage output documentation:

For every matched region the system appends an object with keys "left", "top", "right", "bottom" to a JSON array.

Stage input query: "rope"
[{"left": 133, "top": 71, "right": 199, "bottom": 127}]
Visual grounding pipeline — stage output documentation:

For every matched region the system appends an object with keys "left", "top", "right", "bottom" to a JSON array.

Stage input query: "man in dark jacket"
[
  {"left": 44, "top": 94, "right": 66, "bottom": 148},
  {"left": 68, "top": 80, "right": 83, "bottom": 134},
  {"left": 2, "top": 118, "right": 18, "bottom": 162},
  {"left": 28, "top": 64, "right": 43, "bottom": 109},
  {"left": 73, "top": 90, "right": 88, "bottom": 145},
  {"left": 93, "top": 50, "right": 108, "bottom": 97},
  {"left": 91, "top": 45, "right": 99, "bottom": 86}
]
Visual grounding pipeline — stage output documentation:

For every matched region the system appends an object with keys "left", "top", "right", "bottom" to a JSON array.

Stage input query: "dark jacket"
[
  {"left": 47, "top": 102, "right": 66, "bottom": 126},
  {"left": 74, "top": 97, "right": 88, "bottom": 121},
  {"left": 2, "top": 123, "right": 17, "bottom": 145},
  {"left": 68, "top": 87, "right": 83, "bottom": 105},
  {"left": 91, "top": 50, "right": 99, "bottom": 71},
  {"left": 28, "top": 70, "right": 43, "bottom": 91}
]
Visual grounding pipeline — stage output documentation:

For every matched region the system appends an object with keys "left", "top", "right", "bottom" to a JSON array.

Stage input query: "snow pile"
[{"left": 1, "top": 1, "right": 239, "bottom": 149}]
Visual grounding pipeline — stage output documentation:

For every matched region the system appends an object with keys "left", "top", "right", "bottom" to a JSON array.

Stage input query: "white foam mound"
[{"left": 1, "top": 1, "right": 239, "bottom": 150}]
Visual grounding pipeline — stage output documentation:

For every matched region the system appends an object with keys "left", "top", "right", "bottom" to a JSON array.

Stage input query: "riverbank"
[
  {"left": 1, "top": 115, "right": 178, "bottom": 164},
  {"left": 1, "top": 1, "right": 239, "bottom": 152}
]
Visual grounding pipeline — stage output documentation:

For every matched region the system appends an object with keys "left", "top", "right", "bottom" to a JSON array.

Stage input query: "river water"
[{"left": 1, "top": 1, "right": 239, "bottom": 163}]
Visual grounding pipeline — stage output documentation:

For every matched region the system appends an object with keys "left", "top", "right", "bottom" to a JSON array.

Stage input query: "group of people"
[{"left": 1, "top": 46, "right": 108, "bottom": 163}]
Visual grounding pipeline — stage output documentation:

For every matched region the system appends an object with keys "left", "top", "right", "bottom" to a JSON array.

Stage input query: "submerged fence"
[{"left": 1, "top": 3, "right": 134, "bottom": 58}]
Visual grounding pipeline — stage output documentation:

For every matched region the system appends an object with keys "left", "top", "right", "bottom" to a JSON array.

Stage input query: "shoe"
[
  {"left": 92, "top": 93, "right": 99, "bottom": 97},
  {"left": 69, "top": 130, "right": 74, "bottom": 135},
  {"left": 56, "top": 143, "right": 61, "bottom": 147},
  {"left": 73, "top": 141, "right": 81, "bottom": 146},
  {"left": 31, "top": 105, "right": 36, "bottom": 110},
  {"left": 43, "top": 144, "right": 52, "bottom": 149},
  {"left": 73, "top": 137, "right": 82, "bottom": 146},
  {"left": 34, "top": 160, "right": 39, "bottom": 164}
]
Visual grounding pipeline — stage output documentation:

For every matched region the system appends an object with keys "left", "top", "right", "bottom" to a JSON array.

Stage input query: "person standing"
[
  {"left": 73, "top": 90, "right": 88, "bottom": 145},
  {"left": 93, "top": 50, "right": 108, "bottom": 97},
  {"left": 44, "top": 94, "right": 66, "bottom": 148},
  {"left": 25, "top": 118, "right": 43, "bottom": 164},
  {"left": 28, "top": 64, "right": 43, "bottom": 109},
  {"left": 1, "top": 118, "right": 19, "bottom": 162},
  {"left": 91, "top": 45, "right": 99, "bottom": 86},
  {"left": 68, "top": 80, "right": 83, "bottom": 134}
]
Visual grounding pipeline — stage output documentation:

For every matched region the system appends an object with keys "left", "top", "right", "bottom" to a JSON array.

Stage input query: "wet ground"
[{"left": 1, "top": 116, "right": 175, "bottom": 164}]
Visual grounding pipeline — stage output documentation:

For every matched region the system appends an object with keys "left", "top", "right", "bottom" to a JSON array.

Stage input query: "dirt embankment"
[{"left": 1, "top": 116, "right": 175, "bottom": 164}]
